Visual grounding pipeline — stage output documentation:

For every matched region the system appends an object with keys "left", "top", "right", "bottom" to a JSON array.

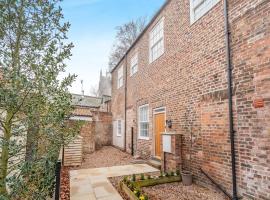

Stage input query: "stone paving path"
[{"left": 70, "top": 164, "right": 159, "bottom": 200}]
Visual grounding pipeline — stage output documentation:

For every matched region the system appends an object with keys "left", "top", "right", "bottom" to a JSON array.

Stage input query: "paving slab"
[{"left": 70, "top": 164, "right": 159, "bottom": 200}]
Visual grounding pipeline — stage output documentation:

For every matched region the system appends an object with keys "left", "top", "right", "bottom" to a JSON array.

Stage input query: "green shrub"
[
  {"left": 140, "top": 174, "right": 145, "bottom": 180},
  {"left": 134, "top": 188, "right": 141, "bottom": 197},
  {"left": 139, "top": 194, "right": 148, "bottom": 200},
  {"left": 132, "top": 174, "right": 136, "bottom": 182}
]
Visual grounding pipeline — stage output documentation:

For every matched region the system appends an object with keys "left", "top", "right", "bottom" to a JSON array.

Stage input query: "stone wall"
[{"left": 111, "top": 0, "right": 270, "bottom": 199}]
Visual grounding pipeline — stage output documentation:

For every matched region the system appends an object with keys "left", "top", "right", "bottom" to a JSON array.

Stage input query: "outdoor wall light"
[{"left": 166, "top": 120, "right": 172, "bottom": 129}]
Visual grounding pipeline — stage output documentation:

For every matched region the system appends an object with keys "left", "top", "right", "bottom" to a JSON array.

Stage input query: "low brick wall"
[{"left": 161, "top": 133, "right": 182, "bottom": 172}]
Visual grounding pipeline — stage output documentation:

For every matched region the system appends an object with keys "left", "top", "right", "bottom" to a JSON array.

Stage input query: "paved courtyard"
[{"left": 70, "top": 164, "right": 159, "bottom": 200}]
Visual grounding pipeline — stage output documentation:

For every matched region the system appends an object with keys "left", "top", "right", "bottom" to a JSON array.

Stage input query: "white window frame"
[
  {"left": 149, "top": 17, "right": 164, "bottom": 63},
  {"left": 130, "top": 53, "right": 138, "bottom": 76},
  {"left": 117, "top": 65, "right": 123, "bottom": 89},
  {"left": 138, "top": 104, "right": 149, "bottom": 140},
  {"left": 117, "top": 119, "right": 122, "bottom": 137},
  {"left": 190, "top": 0, "right": 220, "bottom": 24}
]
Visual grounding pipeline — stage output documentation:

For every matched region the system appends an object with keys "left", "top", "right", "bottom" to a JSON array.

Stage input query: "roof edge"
[
  {"left": 110, "top": 0, "right": 171, "bottom": 73},
  {"left": 71, "top": 93, "right": 102, "bottom": 100}
]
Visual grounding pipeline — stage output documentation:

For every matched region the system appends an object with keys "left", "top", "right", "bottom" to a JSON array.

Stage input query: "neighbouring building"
[
  {"left": 98, "top": 70, "right": 112, "bottom": 97},
  {"left": 111, "top": 0, "right": 270, "bottom": 199},
  {"left": 70, "top": 94, "right": 112, "bottom": 154}
]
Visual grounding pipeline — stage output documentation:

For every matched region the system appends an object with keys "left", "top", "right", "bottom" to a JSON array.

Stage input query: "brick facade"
[{"left": 111, "top": 0, "right": 270, "bottom": 199}]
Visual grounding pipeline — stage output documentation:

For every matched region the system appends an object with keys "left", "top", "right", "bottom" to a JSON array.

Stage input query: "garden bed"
[
  {"left": 119, "top": 171, "right": 181, "bottom": 200},
  {"left": 110, "top": 172, "right": 227, "bottom": 200}
]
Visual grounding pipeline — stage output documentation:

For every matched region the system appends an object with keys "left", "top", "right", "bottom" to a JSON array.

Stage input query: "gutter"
[
  {"left": 124, "top": 54, "right": 127, "bottom": 151},
  {"left": 202, "top": 1, "right": 239, "bottom": 199},
  {"left": 224, "top": 0, "right": 238, "bottom": 199}
]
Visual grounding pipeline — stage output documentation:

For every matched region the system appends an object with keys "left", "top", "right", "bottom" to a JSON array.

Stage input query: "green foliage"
[
  {"left": 176, "top": 169, "right": 180, "bottom": 176},
  {"left": 140, "top": 173, "right": 145, "bottom": 180},
  {"left": 9, "top": 156, "right": 57, "bottom": 199},
  {"left": 132, "top": 174, "right": 136, "bottom": 182},
  {"left": 123, "top": 176, "right": 128, "bottom": 183},
  {"left": 147, "top": 174, "right": 151, "bottom": 180},
  {"left": 159, "top": 171, "right": 163, "bottom": 177},
  {"left": 0, "top": 0, "right": 80, "bottom": 199},
  {"left": 133, "top": 187, "right": 141, "bottom": 197},
  {"left": 139, "top": 194, "right": 148, "bottom": 200},
  {"left": 127, "top": 182, "right": 135, "bottom": 191},
  {"left": 170, "top": 171, "right": 175, "bottom": 176}
]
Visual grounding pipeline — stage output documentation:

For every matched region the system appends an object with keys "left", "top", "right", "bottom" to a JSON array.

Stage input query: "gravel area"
[
  {"left": 109, "top": 175, "right": 228, "bottom": 200},
  {"left": 143, "top": 182, "right": 227, "bottom": 200},
  {"left": 60, "top": 146, "right": 134, "bottom": 200},
  {"left": 80, "top": 146, "right": 134, "bottom": 169}
]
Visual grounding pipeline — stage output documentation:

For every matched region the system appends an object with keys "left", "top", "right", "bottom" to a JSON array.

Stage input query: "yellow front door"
[{"left": 154, "top": 113, "right": 165, "bottom": 158}]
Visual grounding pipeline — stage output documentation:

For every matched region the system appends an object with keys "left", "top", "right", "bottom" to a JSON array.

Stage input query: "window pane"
[
  {"left": 130, "top": 53, "right": 138, "bottom": 76},
  {"left": 118, "top": 65, "right": 124, "bottom": 88},
  {"left": 140, "top": 122, "right": 149, "bottom": 137},
  {"left": 191, "top": 0, "right": 220, "bottom": 22},
  {"left": 150, "top": 18, "right": 164, "bottom": 62},
  {"left": 139, "top": 105, "right": 149, "bottom": 138},
  {"left": 117, "top": 120, "right": 121, "bottom": 136}
]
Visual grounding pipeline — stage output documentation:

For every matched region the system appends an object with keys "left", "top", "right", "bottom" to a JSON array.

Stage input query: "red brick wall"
[
  {"left": 230, "top": 1, "right": 270, "bottom": 198},
  {"left": 111, "top": 0, "right": 270, "bottom": 199},
  {"left": 93, "top": 111, "right": 112, "bottom": 149},
  {"left": 79, "top": 121, "right": 95, "bottom": 153},
  {"left": 71, "top": 108, "right": 112, "bottom": 154}
]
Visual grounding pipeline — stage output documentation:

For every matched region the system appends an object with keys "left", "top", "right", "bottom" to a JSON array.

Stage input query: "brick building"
[{"left": 110, "top": 0, "right": 270, "bottom": 199}]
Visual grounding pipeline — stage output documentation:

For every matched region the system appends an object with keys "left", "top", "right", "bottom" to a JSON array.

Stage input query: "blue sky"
[{"left": 60, "top": 0, "right": 165, "bottom": 95}]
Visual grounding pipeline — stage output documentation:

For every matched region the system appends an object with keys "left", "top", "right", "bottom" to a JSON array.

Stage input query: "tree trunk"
[
  {"left": 0, "top": 120, "right": 11, "bottom": 196},
  {"left": 25, "top": 115, "right": 39, "bottom": 162}
]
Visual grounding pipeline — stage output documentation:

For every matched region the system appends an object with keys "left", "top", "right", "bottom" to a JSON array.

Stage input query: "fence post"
[{"left": 55, "top": 160, "right": 61, "bottom": 200}]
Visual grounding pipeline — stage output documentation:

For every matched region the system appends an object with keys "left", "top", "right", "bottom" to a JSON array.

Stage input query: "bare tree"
[{"left": 108, "top": 17, "right": 147, "bottom": 70}]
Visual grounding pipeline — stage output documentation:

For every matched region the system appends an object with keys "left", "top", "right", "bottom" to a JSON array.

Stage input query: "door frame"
[{"left": 153, "top": 107, "right": 166, "bottom": 158}]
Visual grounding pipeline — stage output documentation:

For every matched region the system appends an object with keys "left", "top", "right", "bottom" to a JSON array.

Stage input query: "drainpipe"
[
  {"left": 224, "top": 0, "right": 238, "bottom": 199},
  {"left": 124, "top": 54, "right": 128, "bottom": 152}
]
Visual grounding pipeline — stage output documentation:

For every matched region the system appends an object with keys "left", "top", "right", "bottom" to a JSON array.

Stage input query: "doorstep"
[{"left": 147, "top": 157, "right": 161, "bottom": 170}]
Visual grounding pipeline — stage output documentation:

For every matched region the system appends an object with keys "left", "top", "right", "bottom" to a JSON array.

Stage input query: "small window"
[
  {"left": 117, "top": 65, "right": 123, "bottom": 89},
  {"left": 117, "top": 120, "right": 121, "bottom": 136},
  {"left": 138, "top": 105, "right": 149, "bottom": 139},
  {"left": 130, "top": 53, "right": 138, "bottom": 76},
  {"left": 190, "top": 0, "right": 220, "bottom": 23},
  {"left": 149, "top": 18, "right": 164, "bottom": 63}
]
